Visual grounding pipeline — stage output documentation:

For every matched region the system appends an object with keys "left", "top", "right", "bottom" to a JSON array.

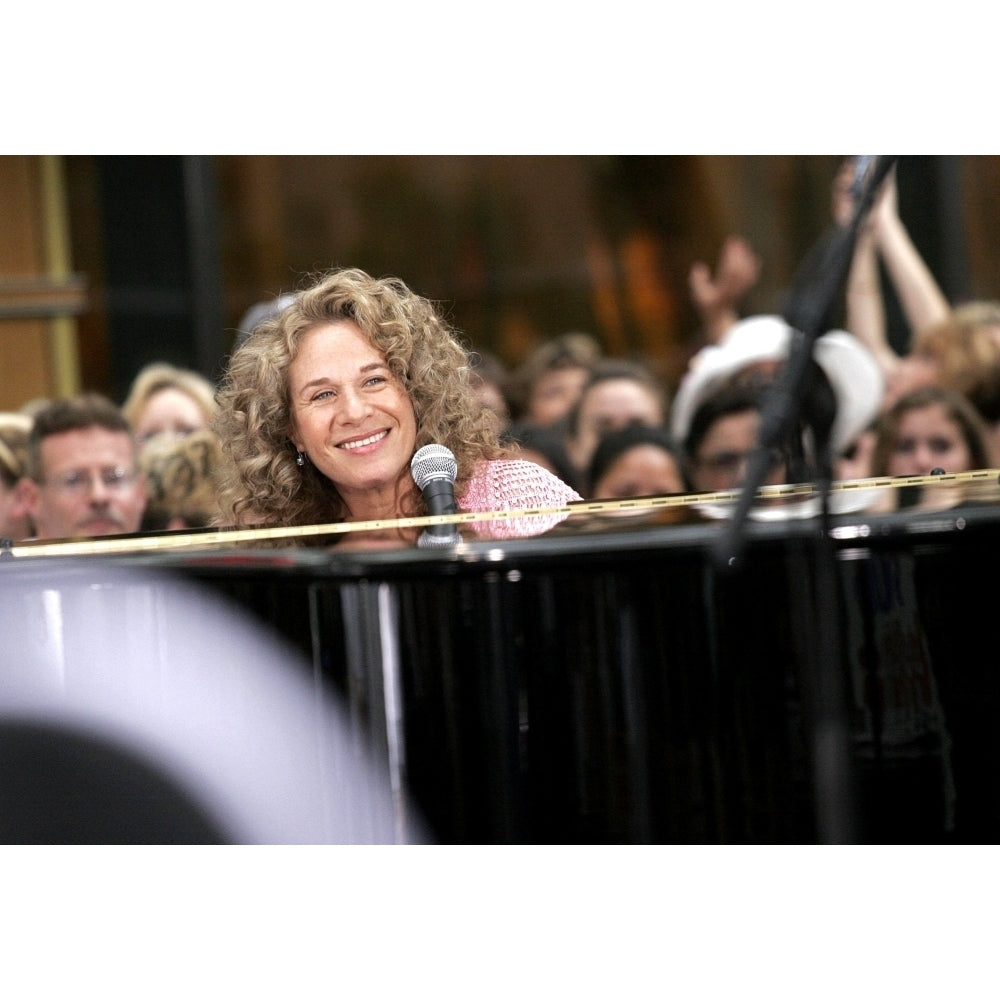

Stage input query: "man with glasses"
[
  {"left": 19, "top": 393, "right": 147, "bottom": 540},
  {"left": 680, "top": 380, "right": 785, "bottom": 493}
]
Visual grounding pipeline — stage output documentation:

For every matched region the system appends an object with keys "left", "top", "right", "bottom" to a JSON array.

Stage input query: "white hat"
[{"left": 670, "top": 315, "right": 884, "bottom": 456}]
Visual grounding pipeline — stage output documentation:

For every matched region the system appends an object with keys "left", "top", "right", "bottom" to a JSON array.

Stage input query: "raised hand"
[{"left": 688, "top": 235, "right": 762, "bottom": 343}]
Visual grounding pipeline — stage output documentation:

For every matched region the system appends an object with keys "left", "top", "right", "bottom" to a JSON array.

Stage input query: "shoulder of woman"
[{"left": 460, "top": 459, "right": 581, "bottom": 510}]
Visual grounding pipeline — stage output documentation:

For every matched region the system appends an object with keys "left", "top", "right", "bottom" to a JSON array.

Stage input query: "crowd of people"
[{"left": 3, "top": 160, "right": 999, "bottom": 550}]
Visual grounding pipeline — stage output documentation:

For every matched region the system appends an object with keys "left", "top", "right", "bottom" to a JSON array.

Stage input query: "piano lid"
[{"left": 5, "top": 468, "right": 1000, "bottom": 566}]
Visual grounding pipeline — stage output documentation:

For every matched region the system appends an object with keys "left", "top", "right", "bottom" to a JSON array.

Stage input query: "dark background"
[{"left": 60, "top": 155, "right": 996, "bottom": 405}]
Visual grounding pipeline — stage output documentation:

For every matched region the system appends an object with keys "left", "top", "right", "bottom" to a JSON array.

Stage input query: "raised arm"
[
  {"left": 836, "top": 161, "right": 902, "bottom": 378},
  {"left": 846, "top": 223, "right": 901, "bottom": 378},
  {"left": 870, "top": 167, "right": 951, "bottom": 337}
]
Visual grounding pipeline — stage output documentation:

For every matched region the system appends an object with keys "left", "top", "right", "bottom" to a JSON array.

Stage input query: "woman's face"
[
  {"left": 592, "top": 444, "right": 685, "bottom": 500},
  {"left": 688, "top": 408, "right": 787, "bottom": 493},
  {"left": 528, "top": 365, "right": 590, "bottom": 427},
  {"left": 887, "top": 402, "right": 973, "bottom": 477},
  {"left": 288, "top": 320, "right": 418, "bottom": 516},
  {"left": 134, "top": 387, "right": 210, "bottom": 449},
  {"left": 568, "top": 379, "right": 664, "bottom": 473}
]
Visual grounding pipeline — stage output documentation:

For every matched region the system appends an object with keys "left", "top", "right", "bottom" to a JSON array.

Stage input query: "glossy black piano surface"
[{"left": 3, "top": 495, "right": 998, "bottom": 844}]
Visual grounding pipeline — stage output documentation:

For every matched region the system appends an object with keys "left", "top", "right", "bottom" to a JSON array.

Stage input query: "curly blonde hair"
[
  {"left": 913, "top": 301, "right": 1000, "bottom": 423},
  {"left": 140, "top": 429, "right": 224, "bottom": 529},
  {"left": 214, "top": 267, "right": 509, "bottom": 529}
]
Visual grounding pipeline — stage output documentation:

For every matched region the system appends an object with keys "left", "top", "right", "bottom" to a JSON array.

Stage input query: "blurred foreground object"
[{"left": 0, "top": 561, "right": 419, "bottom": 844}]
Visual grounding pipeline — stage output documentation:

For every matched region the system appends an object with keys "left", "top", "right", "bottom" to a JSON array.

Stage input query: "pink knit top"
[{"left": 457, "top": 459, "right": 581, "bottom": 540}]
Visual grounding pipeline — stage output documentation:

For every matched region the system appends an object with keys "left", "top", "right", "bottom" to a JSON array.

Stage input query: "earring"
[{"left": 296, "top": 451, "right": 305, "bottom": 467}]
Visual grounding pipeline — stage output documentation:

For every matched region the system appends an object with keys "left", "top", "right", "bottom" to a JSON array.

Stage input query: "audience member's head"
[
  {"left": 564, "top": 358, "right": 669, "bottom": 479},
  {"left": 139, "top": 429, "right": 224, "bottom": 531},
  {"left": 587, "top": 423, "right": 686, "bottom": 500},
  {"left": 470, "top": 351, "right": 513, "bottom": 433},
  {"left": 871, "top": 385, "right": 995, "bottom": 479},
  {"left": 869, "top": 385, "right": 997, "bottom": 512},
  {"left": 680, "top": 380, "right": 776, "bottom": 492},
  {"left": 0, "top": 413, "right": 34, "bottom": 543},
  {"left": 121, "top": 363, "right": 218, "bottom": 452},
  {"left": 234, "top": 293, "right": 298, "bottom": 352},
  {"left": 512, "top": 331, "right": 603, "bottom": 427},
  {"left": 21, "top": 393, "right": 147, "bottom": 539}
]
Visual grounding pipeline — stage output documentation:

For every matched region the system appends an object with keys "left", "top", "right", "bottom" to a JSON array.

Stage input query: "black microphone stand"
[{"left": 713, "top": 156, "right": 898, "bottom": 843}]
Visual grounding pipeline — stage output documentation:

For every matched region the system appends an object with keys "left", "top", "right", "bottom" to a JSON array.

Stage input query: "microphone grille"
[{"left": 410, "top": 444, "right": 458, "bottom": 489}]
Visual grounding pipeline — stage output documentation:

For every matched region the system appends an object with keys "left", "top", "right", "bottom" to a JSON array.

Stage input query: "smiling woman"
[
  {"left": 214, "top": 268, "right": 581, "bottom": 545},
  {"left": 287, "top": 320, "right": 418, "bottom": 519},
  {"left": 868, "top": 385, "right": 998, "bottom": 512}
]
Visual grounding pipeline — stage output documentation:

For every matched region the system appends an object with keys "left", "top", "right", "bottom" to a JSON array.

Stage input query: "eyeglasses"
[
  {"left": 42, "top": 467, "right": 138, "bottom": 495},
  {"left": 697, "top": 451, "right": 749, "bottom": 474}
]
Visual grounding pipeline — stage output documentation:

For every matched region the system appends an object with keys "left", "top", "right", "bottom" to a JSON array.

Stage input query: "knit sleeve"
[{"left": 457, "top": 459, "right": 581, "bottom": 540}]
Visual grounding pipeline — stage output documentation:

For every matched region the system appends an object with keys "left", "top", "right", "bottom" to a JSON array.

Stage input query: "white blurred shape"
[{"left": 0, "top": 560, "right": 421, "bottom": 844}]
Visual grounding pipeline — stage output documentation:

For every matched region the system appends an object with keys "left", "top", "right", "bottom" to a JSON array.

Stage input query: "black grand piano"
[{"left": 4, "top": 484, "right": 996, "bottom": 845}]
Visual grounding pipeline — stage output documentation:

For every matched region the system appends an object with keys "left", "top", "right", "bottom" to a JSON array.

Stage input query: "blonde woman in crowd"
[{"left": 122, "top": 362, "right": 218, "bottom": 452}]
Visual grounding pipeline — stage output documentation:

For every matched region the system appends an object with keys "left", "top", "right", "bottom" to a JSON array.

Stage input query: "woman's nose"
[{"left": 337, "top": 388, "right": 370, "bottom": 422}]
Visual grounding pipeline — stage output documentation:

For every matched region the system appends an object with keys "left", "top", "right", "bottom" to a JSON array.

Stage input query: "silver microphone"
[{"left": 410, "top": 444, "right": 461, "bottom": 548}]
